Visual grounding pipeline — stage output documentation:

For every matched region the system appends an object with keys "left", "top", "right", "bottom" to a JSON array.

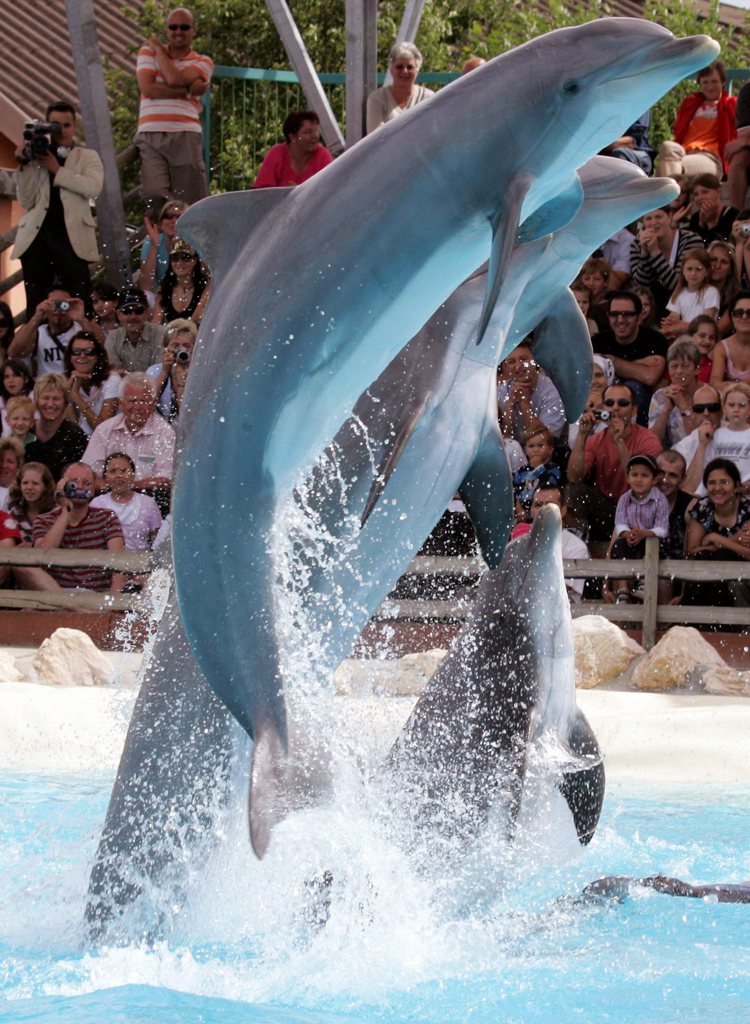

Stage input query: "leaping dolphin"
[
  {"left": 172, "top": 20, "right": 717, "bottom": 856},
  {"left": 381, "top": 503, "right": 605, "bottom": 852}
]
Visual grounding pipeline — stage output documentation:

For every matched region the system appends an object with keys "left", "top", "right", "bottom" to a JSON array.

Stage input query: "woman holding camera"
[
  {"left": 64, "top": 331, "right": 120, "bottom": 436},
  {"left": 146, "top": 319, "right": 196, "bottom": 425}
]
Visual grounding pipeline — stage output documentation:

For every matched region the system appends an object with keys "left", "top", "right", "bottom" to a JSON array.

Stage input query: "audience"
[
  {"left": 630, "top": 206, "right": 703, "bottom": 318},
  {"left": 139, "top": 198, "right": 188, "bottom": 295},
  {"left": 661, "top": 247, "right": 719, "bottom": 339},
  {"left": 608, "top": 454, "right": 671, "bottom": 604},
  {"left": 710, "top": 290, "right": 750, "bottom": 392},
  {"left": 253, "top": 111, "right": 333, "bottom": 188},
  {"left": 687, "top": 174, "right": 737, "bottom": 244},
  {"left": 366, "top": 43, "right": 433, "bottom": 134},
  {"left": 105, "top": 288, "right": 166, "bottom": 373},
  {"left": 9, "top": 288, "right": 101, "bottom": 377},
  {"left": 25, "top": 373, "right": 88, "bottom": 482},
  {"left": 146, "top": 318, "right": 196, "bottom": 424},
  {"left": 63, "top": 331, "right": 120, "bottom": 435},
  {"left": 90, "top": 452, "right": 162, "bottom": 552},
  {"left": 152, "top": 239, "right": 210, "bottom": 325},
  {"left": 8, "top": 462, "right": 56, "bottom": 544},
  {"left": 648, "top": 338, "right": 702, "bottom": 446},
  {"left": 672, "top": 383, "right": 724, "bottom": 495},
  {"left": 497, "top": 342, "right": 565, "bottom": 444}
]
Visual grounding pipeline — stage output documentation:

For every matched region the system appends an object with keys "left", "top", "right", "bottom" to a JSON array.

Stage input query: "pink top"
[
  {"left": 721, "top": 338, "right": 750, "bottom": 381},
  {"left": 253, "top": 143, "right": 333, "bottom": 188}
]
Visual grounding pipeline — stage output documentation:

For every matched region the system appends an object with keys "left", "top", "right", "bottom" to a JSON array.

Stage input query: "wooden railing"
[{"left": 1, "top": 540, "right": 748, "bottom": 650}]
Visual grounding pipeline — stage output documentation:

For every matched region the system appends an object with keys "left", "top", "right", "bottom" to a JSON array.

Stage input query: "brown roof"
[{"left": 0, "top": 0, "right": 144, "bottom": 132}]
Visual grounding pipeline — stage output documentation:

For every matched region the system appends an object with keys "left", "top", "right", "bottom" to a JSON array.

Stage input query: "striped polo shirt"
[
  {"left": 136, "top": 45, "right": 214, "bottom": 133},
  {"left": 32, "top": 506, "right": 123, "bottom": 591}
]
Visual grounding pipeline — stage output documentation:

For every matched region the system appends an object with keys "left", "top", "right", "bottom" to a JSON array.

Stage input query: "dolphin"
[
  {"left": 288, "top": 158, "right": 678, "bottom": 671},
  {"left": 381, "top": 503, "right": 605, "bottom": 851},
  {"left": 172, "top": 21, "right": 717, "bottom": 856}
]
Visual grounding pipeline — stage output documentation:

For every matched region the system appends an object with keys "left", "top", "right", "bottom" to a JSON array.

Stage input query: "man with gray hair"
[{"left": 83, "top": 373, "right": 176, "bottom": 503}]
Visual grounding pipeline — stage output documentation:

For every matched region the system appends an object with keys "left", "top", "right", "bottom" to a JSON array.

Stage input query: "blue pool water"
[{"left": 1, "top": 771, "right": 749, "bottom": 1024}]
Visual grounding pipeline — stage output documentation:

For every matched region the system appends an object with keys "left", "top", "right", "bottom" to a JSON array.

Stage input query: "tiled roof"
[{"left": 0, "top": 0, "right": 144, "bottom": 129}]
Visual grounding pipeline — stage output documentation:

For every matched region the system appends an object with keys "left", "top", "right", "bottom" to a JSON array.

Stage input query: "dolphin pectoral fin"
[
  {"left": 533, "top": 288, "right": 594, "bottom": 422},
  {"left": 556, "top": 709, "right": 605, "bottom": 845},
  {"left": 516, "top": 176, "right": 585, "bottom": 243},
  {"left": 248, "top": 718, "right": 289, "bottom": 859},
  {"left": 360, "top": 392, "right": 432, "bottom": 526},
  {"left": 177, "top": 188, "right": 294, "bottom": 279},
  {"left": 458, "top": 418, "right": 513, "bottom": 569},
  {"left": 476, "top": 175, "right": 531, "bottom": 345}
]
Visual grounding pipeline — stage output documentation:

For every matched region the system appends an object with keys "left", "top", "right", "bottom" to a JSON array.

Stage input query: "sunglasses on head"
[
  {"left": 603, "top": 398, "right": 631, "bottom": 408},
  {"left": 171, "top": 252, "right": 196, "bottom": 262},
  {"left": 692, "top": 402, "right": 721, "bottom": 413},
  {"left": 168, "top": 22, "right": 192, "bottom": 30},
  {"left": 71, "top": 346, "right": 96, "bottom": 357},
  {"left": 120, "top": 304, "right": 146, "bottom": 315}
]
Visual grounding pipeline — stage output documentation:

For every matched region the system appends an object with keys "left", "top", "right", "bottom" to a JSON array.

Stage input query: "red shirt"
[
  {"left": 32, "top": 506, "right": 123, "bottom": 591},
  {"left": 583, "top": 424, "right": 663, "bottom": 501},
  {"left": 0, "top": 514, "right": 21, "bottom": 544},
  {"left": 253, "top": 143, "right": 333, "bottom": 188}
]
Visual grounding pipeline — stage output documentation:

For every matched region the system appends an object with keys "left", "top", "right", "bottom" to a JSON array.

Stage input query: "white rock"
[
  {"left": 631, "top": 626, "right": 726, "bottom": 691},
  {"left": 33, "top": 628, "right": 115, "bottom": 687},
  {"left": 0, "top": 650, "right": 22, "bottom": 683},
  {"left": 572, "top": 615, "right": 644, "bottom": 688},
  {"left": 334, "top": 649, "right": 446, "bottom": 696},
  {"left": 702, "top": 665, "right": 750, "bottom": 697}
]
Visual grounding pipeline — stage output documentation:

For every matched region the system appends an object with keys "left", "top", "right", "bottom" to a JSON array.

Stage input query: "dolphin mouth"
[{"left": 610, "top": 33, "right": 718, "bottom": 85}]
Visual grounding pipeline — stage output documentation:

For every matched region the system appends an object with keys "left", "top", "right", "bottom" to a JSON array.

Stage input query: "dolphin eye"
[{"left": 562, "top": 80, "right": 580, "bottom": 96}]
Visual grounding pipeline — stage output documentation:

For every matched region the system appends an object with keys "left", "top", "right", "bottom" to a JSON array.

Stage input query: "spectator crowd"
[{"left": 1, "top": 15, "right": 750, "bottom": 617}]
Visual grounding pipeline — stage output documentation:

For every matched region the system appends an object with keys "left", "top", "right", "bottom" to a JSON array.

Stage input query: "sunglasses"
[
  {"left": 168, "top": 22, "right": 192, "bottom": 30},
  {"left": 692, "top": 402, "right": 721, "bottom": 413},
  {"left": 71, "top": 347, "right": 96, "bottom": 357},
  {"left": 120, "top": 305, "right": 146, "bottom": 315},
  {"left": 171, "top": 252, "right": 196, "bottom": 262},
  {"left": 608, "top": 310, "right": 637, "bottom": 319},
  {"left": 161, "top": 210, "right": 180, "bottom": 220},
  {"left": 603, "top": 398, "right": 631, "bottom": 408},
  {"left": 732, "top": 308, "right": 750, "bottom": 318}
]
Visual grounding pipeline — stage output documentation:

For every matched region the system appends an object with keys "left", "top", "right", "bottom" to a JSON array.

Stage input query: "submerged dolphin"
[
  {"left": 382, "top": 503, "right": 605, "bottom": 850},
  {"left": 173, "top": 21, "right": 717, "bottom": 855}
]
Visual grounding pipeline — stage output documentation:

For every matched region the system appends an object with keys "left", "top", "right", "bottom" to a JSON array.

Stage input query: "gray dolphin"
[
  {"left": 172, "top": 21, "right": 717, "bottom": 856},
  {"left": 290, "top": 158, "right": 677, "bottom": 657},
  {"left": 381, "top": 503, "right": 604, "bottom": 850}
]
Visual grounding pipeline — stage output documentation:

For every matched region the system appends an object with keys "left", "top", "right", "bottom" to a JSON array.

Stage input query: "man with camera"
[
  {"left": 8, "top": 287, "right": 102, "bottom": 376},
  {"left": 11, "top": 102, "right": 104, "bottom": 318},
  {"left": 33, "top": 462, "right": 125, "bottom": 592}
]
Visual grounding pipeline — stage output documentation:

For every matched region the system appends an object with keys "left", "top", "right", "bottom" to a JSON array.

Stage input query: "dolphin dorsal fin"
[
  {"left": 475, "top": 174, "right": 530, "bottom": 345},
  {"left": 177, "top": 188, "right": 294, "bottom": 279},
  {"left": 533, "top": 288, "right": 593, "bottom": 422}
]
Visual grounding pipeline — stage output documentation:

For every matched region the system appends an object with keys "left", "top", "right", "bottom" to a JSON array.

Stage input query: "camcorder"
[
  {"left": 19, "top": 120, "right": 63, "bottom": 164},
  {"left": 62, "top": 480, "right": 93, "bottom": 502}
]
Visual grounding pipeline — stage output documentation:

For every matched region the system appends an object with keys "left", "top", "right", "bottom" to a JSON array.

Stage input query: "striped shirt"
[
  {"left": 136, "top": 46, "right": 214, "bottom": 133},
  {"left": 614, "top": 487, "right": 670, "bottom": 539},
  {"left": 32, "top": 506, "right": 123, "bottom": 591}
]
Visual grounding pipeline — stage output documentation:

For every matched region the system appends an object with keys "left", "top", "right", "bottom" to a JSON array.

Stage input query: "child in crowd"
[
  {"left": 0, "top": 359, "right": 34, "bottom": 435},
  {"left": 91, "top": 284, "right": 120, "bottom": 335},
  {"left": 634, "top": 286, "right": 658, "bottom": 329},
  {"left": 710, "top": 382, "right": 750, "bottom": 492},
  {"left": 513, "top": 426, "right": 562, "bottom": 520},
  {"left": 687, "top": 314, "right": 718, "bottom": 382},
  {"left": 570, "top": 281, "right": 599, "bottom": 337},
  {"left": 90, "top": 452, "right": 162, "bottom": 553},
  {"left": 8, "top": 462, "right": 56, "bottom": 544},
  {"left": 661, "top": 248, "right": 719, "bottom": 339},
  {"left": 4, "top": 396, "right": 35, "bottom": 447},
  {"left": 580, "top": 257, "right": 611, "bottom": 306},
  {"left": 608, "top": 454, "right": 671, "bottom": 604}
]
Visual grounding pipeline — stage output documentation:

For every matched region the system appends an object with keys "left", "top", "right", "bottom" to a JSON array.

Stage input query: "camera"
[
  {"left": 19, "top": 120, "right": 63, "bottom": 164},
  {"left": 174, "top": 347, "right": 191, "bottom": 364},
  {"left": 62, "top": 480, "right": 93, "bottom": 501},
  {"left": 52, "top": 299, "right": 70, "bottom": 313},
  {"left": 593, "top": 408, "right": 611, "bottom": 421},
  {"left": 741, "top": 223, "right": 750, "bottom": 238}
]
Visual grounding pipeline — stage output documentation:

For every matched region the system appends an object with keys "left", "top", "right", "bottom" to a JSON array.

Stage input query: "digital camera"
[{"left": 593, "top": 408, "right": 611, "bottom": 421}]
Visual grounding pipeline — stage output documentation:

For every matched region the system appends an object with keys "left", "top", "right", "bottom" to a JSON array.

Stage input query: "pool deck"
[{"left": 1, "top": 646, "right": 749, "bottom": 785}]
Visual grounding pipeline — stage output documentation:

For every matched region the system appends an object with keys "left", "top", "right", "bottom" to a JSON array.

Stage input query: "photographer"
[
  {"left": 8, "top": 287, "right": 103, "bottom": 376},
  {"left": 146, "top": 318, "right": 196, "bottom": 424},
  {"left": 33, "top": 462, "right": 125, "bottom": 592},
  {"left": 11, "top": 101, "right": 104, "bottom": 317}
]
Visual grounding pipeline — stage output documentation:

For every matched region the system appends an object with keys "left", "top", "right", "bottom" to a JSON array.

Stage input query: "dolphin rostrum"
[
  {"left": 381, "top": 503, "right": 605, "bottom": 851},
  {"left": 172, "top": 21, "right": 717, "bottom": 856}
]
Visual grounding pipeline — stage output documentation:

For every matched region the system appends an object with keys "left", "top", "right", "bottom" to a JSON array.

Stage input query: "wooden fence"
[{"left": 1, "top": 539, "right": 749, "bottom": 649}]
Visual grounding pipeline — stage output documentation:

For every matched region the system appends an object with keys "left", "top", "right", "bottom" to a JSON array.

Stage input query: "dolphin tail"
[
  {"left": 556, "top": 708, "right": 605, "bottom": 845},
  {"left": 458, "top": 413, "right": 514, "bottom": 569},
  {"left": 248, "top": 718, "right": 288, "bottom": 858},
  {"left": 360, "top": 392, "right": 432, "bottom": 526},
  {"left": 533, "top": 288, "right": 594, "bottom": 422}
]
